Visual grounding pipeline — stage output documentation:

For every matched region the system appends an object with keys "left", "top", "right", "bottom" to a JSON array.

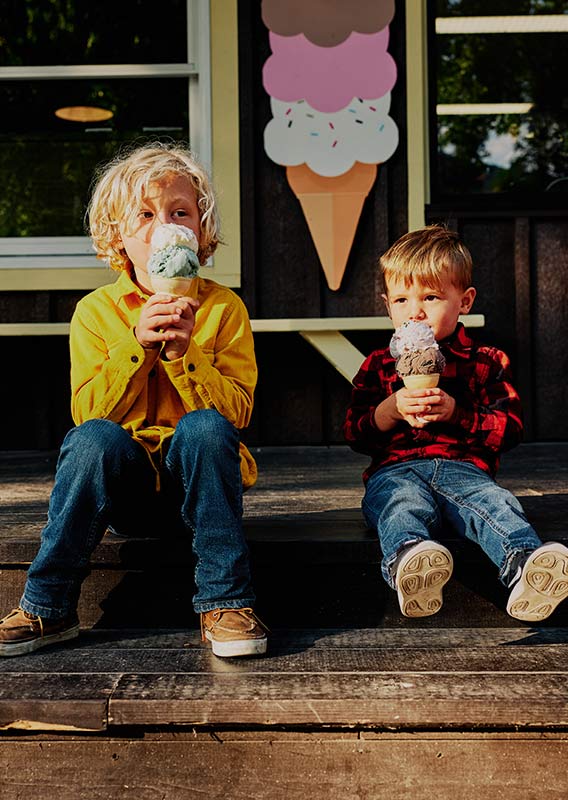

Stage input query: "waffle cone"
[
  {"left": 402, "top": 374, "right": 440, "bottom": 389},
  {"left": 286, "top": 162, "right": 377, "bottom": 291},
  {"left": 150, "top": 275, "right": 198, "bottom": 298}
]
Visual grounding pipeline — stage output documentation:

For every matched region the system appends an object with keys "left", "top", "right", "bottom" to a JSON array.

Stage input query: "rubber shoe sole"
[
  {"left": 204, "top": 630, "right": 267, "bottom": 658},
  {"left": 0, "top": 623, "right": 80, "bottom": 657},
  {"left": 507, "top": 543, "right": 568, "bottom": 622},
  {"left": 396, "top": 540, "right": 453, "bottom": 618}
]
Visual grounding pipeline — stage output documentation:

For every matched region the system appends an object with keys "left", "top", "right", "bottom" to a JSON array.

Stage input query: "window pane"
[
  {"left": 0, "top": 0, "right": 188, "bottom": 65},
  {"left": 432, "top": 0, "right": 568, "bottom": 197},
  {"left": 0, "top": 78, "right": 189, "bottom": 236}
]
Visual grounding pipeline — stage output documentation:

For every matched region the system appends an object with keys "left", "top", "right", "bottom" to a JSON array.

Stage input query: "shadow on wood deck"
[{"left": 0, "top": 444, "right": 567, "bottom": 798}]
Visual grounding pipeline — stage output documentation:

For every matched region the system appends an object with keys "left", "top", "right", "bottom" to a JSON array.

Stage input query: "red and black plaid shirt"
[{"left": 344, "top": 323, "right": 523, "bottom": 482}]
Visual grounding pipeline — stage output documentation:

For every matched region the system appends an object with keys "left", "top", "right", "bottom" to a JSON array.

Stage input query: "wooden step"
[
  {"left": 2, "top": 729, "right": 568, "bottom": 800},
  {"left": 0, "top": 445, "right": 567, "bottom": 628},
  {"left": 1, "top": 626, "right": 568, "bottom": 732},
  {"left": 1, "top": 445, "right": 567, "bottom": 798}
]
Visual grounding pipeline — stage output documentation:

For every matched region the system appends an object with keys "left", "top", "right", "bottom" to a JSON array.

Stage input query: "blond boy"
[{"left": 0, "top": 143, "right": 266, "bottom": 657}]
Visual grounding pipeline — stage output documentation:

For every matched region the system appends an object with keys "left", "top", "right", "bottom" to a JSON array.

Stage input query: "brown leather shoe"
[
  {"left": 0, "top": 607, "right": 80, "bottom": 657},
  {"left": 201, "top": 607, "right": 268, "bottom": 657}
]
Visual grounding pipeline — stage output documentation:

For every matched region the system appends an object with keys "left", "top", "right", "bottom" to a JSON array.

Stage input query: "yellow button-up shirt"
[{"left": 70, "top": 270, "right": 257, "bottom": 488}]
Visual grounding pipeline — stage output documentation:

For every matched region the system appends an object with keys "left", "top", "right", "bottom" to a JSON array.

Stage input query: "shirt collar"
[
  {"left": 107, "top": 269, "right": 151, "bottom": 313},
  {"left": 110, "top": 268, "right": 203, "bottom": 308},
  {"left": 439, "top": 321, "right": 473, "bottom": 360},
  {"left": 115, "top": 269, "right": 148, "bottom": 300}
]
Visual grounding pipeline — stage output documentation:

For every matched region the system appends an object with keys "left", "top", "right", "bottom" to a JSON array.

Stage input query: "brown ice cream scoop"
[{"left": 395, "top": 347, "right": 444, "bottom": 377}]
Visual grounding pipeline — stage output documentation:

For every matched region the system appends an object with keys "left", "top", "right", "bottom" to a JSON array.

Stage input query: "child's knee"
[
  {"left": 176, "top": 409, "right": 235, "bottom": 443},
  {"left": 63, "top": 418, "right": 130, "bottom": 457}
]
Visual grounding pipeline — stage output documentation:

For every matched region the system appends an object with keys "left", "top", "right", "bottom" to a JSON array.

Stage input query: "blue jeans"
[
  {"left": 20, "top": 410, "right": 255, "bottom": 619},
  {"left": 362, "top": 459, "right": 542, "bottom": 590}
]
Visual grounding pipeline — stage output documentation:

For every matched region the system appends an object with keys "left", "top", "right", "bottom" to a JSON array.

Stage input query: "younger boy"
[
  {"left": 0, "top": 142, "right": 267, "bottom": 658},
  {"left": 344, "top": 225, "right": 568, "bottom": 620}
]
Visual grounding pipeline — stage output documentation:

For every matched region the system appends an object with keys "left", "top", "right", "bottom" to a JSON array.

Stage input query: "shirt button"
[
  {"left": 188, "top": 363, "right": 196, "bottom": 372},
  {"left": 131, "top": 355, "right": 139, "bottom": 363}
]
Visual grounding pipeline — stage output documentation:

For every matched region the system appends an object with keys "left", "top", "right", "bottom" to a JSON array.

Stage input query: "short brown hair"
[
  {"left": 87, "top": 141, "right": 220, "bottom": 271},
  {"left": 380, "top": 225, "right": 473, "bottom": 293}
]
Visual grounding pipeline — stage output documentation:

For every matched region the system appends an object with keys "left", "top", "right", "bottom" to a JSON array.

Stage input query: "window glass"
[
  {"left": 0, "top": 78, "right": 189, "bottom": 236},
  {"left": 431, "top": 0, "right": 568, "bottom": 198},
  {"left": 0, "top": 0, "right": 188, "bottom": 66}
]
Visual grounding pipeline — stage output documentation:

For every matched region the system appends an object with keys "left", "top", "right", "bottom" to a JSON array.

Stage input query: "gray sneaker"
[
  {"left": 395, "top": 540, "right": 453, "bottom": 618},
  {"left": 507, "top": 543, "right": 568, "bottom": 622},
  {"left": 0, "top": 607, "right": 80, "bottom": 657}
]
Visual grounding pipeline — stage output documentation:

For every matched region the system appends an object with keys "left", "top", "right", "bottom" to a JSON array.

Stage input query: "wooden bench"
[{"left": 0, "top": 315, "right": 485, "bottom": 381}]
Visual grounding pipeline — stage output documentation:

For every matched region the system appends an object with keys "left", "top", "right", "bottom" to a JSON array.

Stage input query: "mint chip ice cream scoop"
[{"left": 148, "top": 223, "right": 200, "bottom": 296}]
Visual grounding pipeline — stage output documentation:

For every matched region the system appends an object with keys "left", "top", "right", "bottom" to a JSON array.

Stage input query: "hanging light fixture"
[{"left": 55, "top": 106, "right": 113, "bottom": 123}]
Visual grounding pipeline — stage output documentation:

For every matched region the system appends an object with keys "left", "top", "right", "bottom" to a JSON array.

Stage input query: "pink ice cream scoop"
[{"left": 263, "top": 30, "right": 396, "bottom": 113}]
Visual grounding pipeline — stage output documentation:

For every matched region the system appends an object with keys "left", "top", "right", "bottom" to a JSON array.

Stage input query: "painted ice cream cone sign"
[
  {"left": 262, "top": 0, "right": 399, "bottom": 291},
  {"left": 286, "top": 163, "right": 377, "bottom": 291}
]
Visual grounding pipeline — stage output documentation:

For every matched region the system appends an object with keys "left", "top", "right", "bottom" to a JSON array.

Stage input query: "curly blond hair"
[
  {"left": 380, "top": 225, "right": 473, "bottom": 293},
  {"left": 86, "top": 141, "right": 220, "bottom": 271}
]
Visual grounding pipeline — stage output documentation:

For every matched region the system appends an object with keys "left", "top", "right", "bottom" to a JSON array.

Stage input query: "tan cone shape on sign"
[{"left": 286, "top": 162, "right": 377, "bottom": 291}]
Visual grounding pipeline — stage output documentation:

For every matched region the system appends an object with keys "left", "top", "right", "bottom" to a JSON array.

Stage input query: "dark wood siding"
[
  {"left": 534, "top": 219, "right": 568, "bottom": 439},
  {"left": 425, "top": 212, "right": 568, "bottom": 441}
]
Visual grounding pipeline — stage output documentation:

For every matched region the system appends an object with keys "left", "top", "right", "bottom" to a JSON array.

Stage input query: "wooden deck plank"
[
  {"left": 14, "top": 626, "right": 566, "bottom": 650},
  {"left": 0, "top": 644, "right": 567, "bottom": 675},
  {"left": 0, "top": 674, "right": 117, "bottom": 731},
  {"left": 108, "top": 672, "right": 568, "bottom": 727},
  {"left": 2, "top": 443, "right": 568, "bottom": 523},
  {"left": 2, "top": 664, "right": 565, "bottom": 730},
  {"left": 1, "top": 735, "right": 567, "bottom": 800}
]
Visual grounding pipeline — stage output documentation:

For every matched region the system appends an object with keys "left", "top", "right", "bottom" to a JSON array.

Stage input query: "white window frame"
[
  {"left": 407, "top": 1, "right": 568, "bottom": 228},
  {"left": 405, "top": 0, "right": 429, "bottom": 232},
  {"left": 0, "top": 0, "right": 242, "bottom": 290}
]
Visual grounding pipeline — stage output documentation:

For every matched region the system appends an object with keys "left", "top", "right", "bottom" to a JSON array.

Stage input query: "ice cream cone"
[
  {"left": 403, "top": 374, "right": 440, "bottom": 390},
  {"left": 286, "top": 162, "right": 377, "bottom": 291},
  {"left": 150, "top": 275, "right": 198, "bottom": 298}
]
